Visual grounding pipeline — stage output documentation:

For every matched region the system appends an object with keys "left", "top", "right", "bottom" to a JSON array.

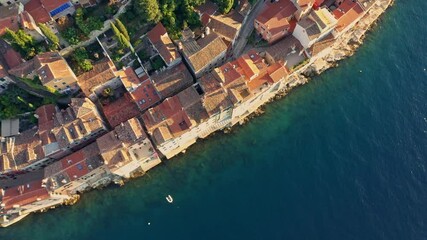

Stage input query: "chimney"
[{"left": 205, "top": 26, "right": 211, "bottom": 36}]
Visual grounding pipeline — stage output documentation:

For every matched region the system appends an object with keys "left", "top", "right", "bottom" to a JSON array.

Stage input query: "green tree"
[
  {"left": 135, "top": 0, "right": 162, "bottom": 23},
  {"left": 38, "top": 23, "right": 60, "bottom": 49},
  {"left": 73, "top": 47, "right": 93, "bottom": 72},
  {"left": 115, "top": 19, "right": 130, "bottom": 41},
  {"left": 4, "top": 28, "right": 37, "bottom": 59},
  {"left": 216, "top": 0, "right": 233, "bottom": 14}
]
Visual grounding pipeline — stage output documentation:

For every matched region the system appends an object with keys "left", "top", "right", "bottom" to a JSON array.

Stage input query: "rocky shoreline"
[
  {"left": 1, "top": 0, "right": 394, "bottom": 227},
  {"left": 238, "top": 0, "right": 393, "bottom": 126}
]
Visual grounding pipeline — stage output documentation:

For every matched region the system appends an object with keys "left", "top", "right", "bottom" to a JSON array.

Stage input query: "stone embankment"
[
  {"left": 236, "top": 0, "right": 393, "bottom": 125},
  {"left": 301, "top": 0, "right": 393, "bottom": 80}
]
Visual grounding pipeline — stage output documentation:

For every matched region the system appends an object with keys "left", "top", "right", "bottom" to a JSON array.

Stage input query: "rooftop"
[
  {"left": 77, "top": 58, "right": 117, "bottom": 96},
  {"left": 150, "top": 62, "right": 193, "bottom": 98},
  {"left": 255, "top": 0, "right": 297, "bottom": 34},
  {"left": 147, "top": 23, "right": 180, "bottom": 66},
  {"left": 101, "top": 93, "right": 140, "bottom": 128},
  {"left": 181, "top": 32, "right": 228, "bottom": 74},
  {"left": 1, "top": 179, "right": 49, "bottom": 211}
]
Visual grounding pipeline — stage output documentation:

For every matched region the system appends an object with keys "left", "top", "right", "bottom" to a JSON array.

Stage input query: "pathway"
[
  {"left": 59, "top": 0, "right": 132, "bottom": 57},
  {"left": 231, "top": 0, "right": 266, "bottom": 59}
]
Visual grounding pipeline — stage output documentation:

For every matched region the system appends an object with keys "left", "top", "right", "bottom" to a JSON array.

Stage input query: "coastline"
[{"left": 0, "top": 0, "right": 394, "bottom": 228}]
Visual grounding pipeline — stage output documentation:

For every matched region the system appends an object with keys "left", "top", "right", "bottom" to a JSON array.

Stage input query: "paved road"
[{"left": 231, "top": 0, "right": 266, "bottom": 58}]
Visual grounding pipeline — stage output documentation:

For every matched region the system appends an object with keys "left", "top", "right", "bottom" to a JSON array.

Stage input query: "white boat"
[{"left": 166, "top": 195, "right": 173, "bottom": 203}]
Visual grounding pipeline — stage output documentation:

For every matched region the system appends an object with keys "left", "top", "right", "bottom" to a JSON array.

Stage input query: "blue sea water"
[{"left": 2, "top": 0, "right": 427, "bottom": 239}]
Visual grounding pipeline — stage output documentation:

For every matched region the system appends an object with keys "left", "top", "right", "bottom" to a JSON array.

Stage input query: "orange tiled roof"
[
  {"left": 255, "top": 0, "right": 297, "bottom": 34},
  {"left": 147, "top": 23, "right": 180, "bottom": 65},
  {"left": 129, "top": 76, "right": 161, "bottom": 111},
  {"left": 77, "top": 58, "right": 117, "bottom": 96},
  {"left": 102, "top": 93, "right": 141, "bottom": 128},
  {"left": 333, "top": 0, "right": 364, "bottom": 32},
  {"left": 1, "top": 179, "right": 49, "bottom": 210},
  {"left": 24, "top": 0, "right": 51, "bottom": 23},
  {"left": 150, "top": 62, "right": 193, "bottom": 98}
]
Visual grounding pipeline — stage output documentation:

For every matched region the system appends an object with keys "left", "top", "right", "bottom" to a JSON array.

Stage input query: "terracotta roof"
[
  {"left": 77, "top": 59, "right": 117, "bottom": 96},
  {"left": 150, "top": 62, "right": 193, "bottom": 98},
  {"left": 255, "top": 0, "right": 297, "bottom": 34},
  {"left": 52, "top": 98, "right": 105, "bottom": 149},
  {"left": 36, "top": 104, "right": 56, "bottom": 132},
  {"left": 97, "top": 118, "right": 149, "bottom": 170},
  {"left": 308, "top": 32, "right": 335, "bottom": 55},
  {"left": 19, "top": 11, "right": 38, "bottom": 31},
  {"left": 118, "top": 67, "right": 141, "bottom": 90},
  {"left": 295, "top": 0, "right": 316, "bottom": 7},
  {"left": 181, "top": 32, "right": 228, "bottom": 74},
  {"left": 195, "top": 1, "right": 219, "bottom": 16},
  {"left": 206, "top": 10, "right": 243, "bottom": 43},
  {"left": 298, "top": 18, "right": 322, "bottom": 40},
  {"left": 43, "top": 143, "right": 104, "bottom": 191},
  {"left": 0, "top": 4, "right": 21, "bottom": 36},
  {"left": 24, "top": 0, "right": 51, "bottom": 23},
  {"left": 147, "top": 23, "right": 180, "bottom": 65},
  {"left": 265, "top": 35, "right": 304, "bottom": 62},
  {"left": 1, "top": 179, "right": 49, "bottom": 210},
  {"left": 129, "top": 76, "right": 161, "bottom": 111},
  {"left": 333, "top": 0, "right": 364, "bottom": 32},
  {"left": 3, "top": 47, "right": 23, "bottom": 69},
  {"left": 9, "top": 51, "right": 75, "bottom": 86},
  {"left": 101, "top": 93, "right": 140, "bottom": 128}
]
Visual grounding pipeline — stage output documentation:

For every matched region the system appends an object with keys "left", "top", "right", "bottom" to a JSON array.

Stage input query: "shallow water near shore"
[{"left": 2, "top": 0, "right": 427, "bottom": 239}]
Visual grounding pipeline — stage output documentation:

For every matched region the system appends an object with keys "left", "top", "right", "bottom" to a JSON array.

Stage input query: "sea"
[{"left": 2, "top": 0, "right": 427, "bottom": 239}]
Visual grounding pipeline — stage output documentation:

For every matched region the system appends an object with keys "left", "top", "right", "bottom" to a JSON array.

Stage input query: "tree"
[
  {"left": 135, "top": 0, "right": 162, "bottom": 23},
  {"left": 216, "top": 0, "right": 233, "bottom": 14},
  {"left": 115, "top": 19, "right": 130, "bottom": 42},
  {"left": 4, "top": 28, "right": 37, "bottom": 59},
  {"left": 38, "top": 23, "right": 60, "bottom": 49},
  {"left": 73, "top": 47, "right": 93, "bottom": 72}
]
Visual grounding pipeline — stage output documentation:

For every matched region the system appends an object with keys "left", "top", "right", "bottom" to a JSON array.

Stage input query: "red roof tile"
[
  {"left": 2, "top": 179, "right": 49, "bottom": 210},
  {"left": 102, "top": 93, "right": 141, "bottom": 128},
  {"left": 129, "top": 77, "right": 161, "bottom": 111},
  {"left": 25, "top": 0, "right": 51, "bottom": 23}
]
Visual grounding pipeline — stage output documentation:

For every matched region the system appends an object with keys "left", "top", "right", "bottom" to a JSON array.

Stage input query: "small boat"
[{"left": 166, "top": 195, "right": 173, "bottom": 203}]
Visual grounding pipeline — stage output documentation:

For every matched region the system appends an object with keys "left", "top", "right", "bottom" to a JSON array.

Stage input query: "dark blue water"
[{"left": 2, "top": 1, "right": 427, "bottom": 239}]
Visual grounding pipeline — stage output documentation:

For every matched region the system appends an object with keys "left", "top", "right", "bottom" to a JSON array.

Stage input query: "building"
[
  {"left": 146, "top": 23, "right": 181, "bottom": 68},
  {"left": 211, "top": 50, "right": 290, "bottom": 125},
  {"left": 0, "top": 3, "right": 22, "bottom": 36},
  {"left": 254, "top": 0, "right": 297, "bottom": 44},
  {"left": 119, "top": 68, "right": 161, "bottom": 111},
  {"left": 97, "top": 117, "right": 161, "bottom": 179},
  {"left": 333, "top": 0, "right": 365, "bottom": 33},
  {"left": 42, "top": 143, "right": 109, "bottom": 195},
  {"left": 9, "top": 52, "right": 78, "bottom": 93},
  {"left": 77, "top": 58, "right": 118, "bottom": 98},
  {"left": 24, "top": 0, "right": 75, "bottom": 24},
  {"left": 179, "top": 30, "right": 228, "bottom": 78},
  {"left": 0, "top": 178, "right": 72, "bottom": 227},
  {"left": 292, "top": 7, "right": 337, "bottom": 48},
  {"left": 0, "top": 0, "right": 30, "bottom": 6},
  {"left": 292, "top": 0, "right": 316, "bottom": 20},
  {"left": 150, "top": 62, "right": 193, "bottom": 99},
  {"left": 198, "top": 1, "right": 244, "bottom": 52},
  {"left": 0, "top": 98, "right": 107, "bottom": 174},
  {"left": 142, "top": 86, "right": 209, "bottom": 159}
]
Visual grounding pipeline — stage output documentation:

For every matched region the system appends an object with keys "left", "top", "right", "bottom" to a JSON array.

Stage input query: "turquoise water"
[{"left": 2, "top": 1, "right": 427, "bottom": 239}]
